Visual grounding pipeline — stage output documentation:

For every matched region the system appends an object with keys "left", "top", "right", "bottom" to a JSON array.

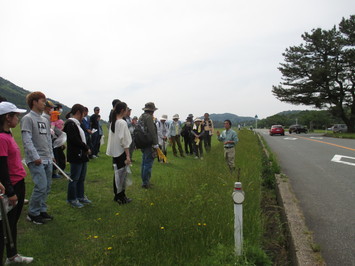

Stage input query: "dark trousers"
[
  {"left": 113, "top": 153, "right": 126, "bottom": 199},
  {"left": 204, "top": 132, "right": 212, "bottom": 152},
  {"left": 53, "top": 146, "right": 66, "bottom": 171},
  {"left": 193, "top": 139, "right": 203, "bottom": 158},
  {"left": 91, "top": 131, "right": 100, "bottom": 156},
  {"left": 0, "top": 179, "right": 25, "bottom": 263},
  {"left": 171, "top": 135, "right": 184, "bottom": 156},
  {"left": 183, "top": 135, "right": 193, "bottom": 155}
]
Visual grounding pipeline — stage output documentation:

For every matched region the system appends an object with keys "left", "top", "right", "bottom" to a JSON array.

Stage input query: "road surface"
[{"left": 257, "top": 129, "right": 355, "bottom": 266}]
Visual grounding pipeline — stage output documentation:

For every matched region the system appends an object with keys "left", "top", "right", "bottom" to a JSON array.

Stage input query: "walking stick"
[
  {"left": 52, "top": 161, "right": 73, "bottom": 182},
  {"left": 0, "top": 195, "right": 15, "bottom": 249}
]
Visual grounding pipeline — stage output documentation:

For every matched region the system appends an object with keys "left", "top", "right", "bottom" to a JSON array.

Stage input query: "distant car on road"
[
  {"left": 269, "top": 125, "right": 285, "bottom": 136},
  {"left": 331, "top": 124, "right": 348, "bottom": 133},
  {"left": 289, "top": 124, "right": 308, "bottom": 134}
]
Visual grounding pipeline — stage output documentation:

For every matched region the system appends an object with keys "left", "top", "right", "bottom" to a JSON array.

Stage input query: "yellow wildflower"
[
  {"left": 107, "top": 247, "right": 113, "bottom": 250},
  {"left": 160, "top": 226, "right": 165, "bottom": 230},
  {"left": 94, "top": 236, "right": 99, "bottom": 239}
]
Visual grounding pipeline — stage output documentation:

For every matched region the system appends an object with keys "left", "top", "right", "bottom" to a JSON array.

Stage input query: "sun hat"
[
  {"left": 194, "top": 118, "right": 202, "bottom": 122},
  {"left": 172, "top": 114, "right": 179, "bottom": 119},
  {"left": 160, "top": 114, "right": 168, "bottom": 120},
  {"left": 45, "top": 100, "right": 56, "bottom": 108},
  {"left": 0, "top": 102, "right": 27, "bottom": 115},
  {"left": 142, "top": 102, "right": 158, "bottom": 111}
]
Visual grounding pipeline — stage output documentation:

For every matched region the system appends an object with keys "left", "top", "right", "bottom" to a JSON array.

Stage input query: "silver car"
[{"left": 332, "top": 124, "right": 348, "bottom": 133}]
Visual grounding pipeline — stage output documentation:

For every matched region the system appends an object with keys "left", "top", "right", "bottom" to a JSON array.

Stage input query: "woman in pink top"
[{"left": 0, "top": 102, "right": 33, "bottom": 264}]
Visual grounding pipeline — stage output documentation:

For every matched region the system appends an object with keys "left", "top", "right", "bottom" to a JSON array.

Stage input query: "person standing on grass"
[
  {"left": 191, "top": 118, "right": 205, "bottom": 159},
  {"left": 168, "top": 114, "right": 185, "bottom": 157},
  {"left": 216, "top": 119, "right": 238, "bottom": 172},
  {"left": 139, "top": 102, "right": 159, "bottom": 189},
  {"left": 106, "top": 102, "right": 132, "bottom": 204},
  {"left": 203, "top": 113, "right": 214, "bottom": 152},
  {"left": 156, "top": 114, "right": 169, "bottom": 162},
  {"left": 21, "top": 91, "right": 54, "bottom": 225},
  {"left": 90, "top": 107, "right": 100, "bottom": 158},
  {"left": 0, "top": 101, "right": 34, "bottom": 264},
  {"left": 42, "top": 100, "right": 62, "bottom": 179},
  {"left": 63, "top": 104, "right": 92, "bottom": 208},
  {"left": 181, "top": 115, "right": 194, "bottom": 156}
]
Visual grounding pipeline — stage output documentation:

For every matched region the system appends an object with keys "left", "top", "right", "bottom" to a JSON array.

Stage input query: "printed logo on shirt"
[{"left": 37, "top": 122, "right": 47, "bottom": 134}]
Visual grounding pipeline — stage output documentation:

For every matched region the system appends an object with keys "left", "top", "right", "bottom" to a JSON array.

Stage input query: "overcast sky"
[{"left": 0, "top": 0, "right": 354, "bottom": 121}]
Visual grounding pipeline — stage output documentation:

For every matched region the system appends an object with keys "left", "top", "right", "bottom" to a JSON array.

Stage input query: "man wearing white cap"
[
  {"left": 168, "top": 114, "right": 184, "bottom": 157},
  {"left": 156, "top": 114, "right": 169, "bottom": 161}
]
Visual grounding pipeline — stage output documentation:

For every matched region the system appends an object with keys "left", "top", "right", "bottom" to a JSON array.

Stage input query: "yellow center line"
[{"left": 297, "top": 136, "right": 355, "bottom": 151}]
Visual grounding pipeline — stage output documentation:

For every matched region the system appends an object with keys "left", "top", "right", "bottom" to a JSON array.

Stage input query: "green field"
[{"left": 10, "top": 126, "right": 282, "bottom": 265}]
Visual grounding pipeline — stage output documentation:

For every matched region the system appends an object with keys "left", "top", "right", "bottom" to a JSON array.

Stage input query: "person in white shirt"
[{"left": 106, "top": 102, "right": 132, "bottom": 204}]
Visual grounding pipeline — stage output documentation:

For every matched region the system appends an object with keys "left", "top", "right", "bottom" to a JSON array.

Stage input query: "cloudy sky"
[{"left": 0, "top": 0, "right": 354, "bottom": 121}]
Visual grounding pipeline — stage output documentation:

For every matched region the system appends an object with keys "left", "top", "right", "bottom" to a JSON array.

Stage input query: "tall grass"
[{"left": 11, "top": 126, "right": 270, "bottom": 265}]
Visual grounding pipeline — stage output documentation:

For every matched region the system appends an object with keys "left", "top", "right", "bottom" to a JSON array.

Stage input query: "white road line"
[
  {"left": 310, "top": 137, "right": 324, "bottom": 139},
  {"left": 284, "top": 137, "right": 298, "bottom": 140},
  {"left": 331, "top": 154, "right": 355, "bottom": 167}
]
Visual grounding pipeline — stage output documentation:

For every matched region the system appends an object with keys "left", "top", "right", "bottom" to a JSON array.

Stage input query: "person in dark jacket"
[
  {"left": 139, "top": 102, "right": 159, "bottom": 189},
  {"left": 63, "top": 104, "right": 92, "bottom": 208},
  {"left": 191, "top": 118, "right": 205, "bottom": 159}
]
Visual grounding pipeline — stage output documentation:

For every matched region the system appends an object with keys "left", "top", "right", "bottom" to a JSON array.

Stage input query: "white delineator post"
[{"left": 232, "top": 182, "right": 245, "bottom": 255}]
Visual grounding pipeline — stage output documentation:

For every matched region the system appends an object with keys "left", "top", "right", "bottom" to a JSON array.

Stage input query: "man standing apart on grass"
[
  {"left": 216, "top": 119, "right": 238, "bottom": 172},
  {"left": 21, "top": 92, "right": 55, "bottom": 225},
  {"left": 139, "top": 102, "right": 159, "bottom": 189}
]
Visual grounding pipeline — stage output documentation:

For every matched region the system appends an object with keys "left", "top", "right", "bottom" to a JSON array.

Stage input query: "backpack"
[{"left": 133, "top": 120, "right": 153, "bottom": 149}]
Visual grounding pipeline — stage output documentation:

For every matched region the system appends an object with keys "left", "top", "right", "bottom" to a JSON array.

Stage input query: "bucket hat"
[
  {"left": 142, "top": 102, "right": 158, "bottom": 111},
  {"left": 160, "top": 114, "right": 168, "bottom": 120},
  {"left": 172, "top": 114, "right": 179, "bottom": 119}
]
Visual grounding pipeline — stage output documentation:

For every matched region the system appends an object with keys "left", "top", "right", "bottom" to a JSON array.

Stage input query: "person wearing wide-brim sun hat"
[
  {"left": 138, "top": 102, "right": 159, "bottom": 189},
  {"left": 168, "top": 114, "right": 185, "bottom": 158},
  {"left": 191, "top": 117, "right": 205, "bottom": 159},
  {"left": 0, "top": 101, "right": 34, "bottom": 264}
]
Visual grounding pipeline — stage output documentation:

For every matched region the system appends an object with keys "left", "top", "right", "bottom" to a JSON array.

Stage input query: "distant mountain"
[
  {"left": 0, "top": 76, "right": 70, "bottom": 115},
  {"left": 209, "top": 113, "right": 255, "bottom": 127},
  {"left": 276, "top": 110, "right": 303, "bottom": 116}
]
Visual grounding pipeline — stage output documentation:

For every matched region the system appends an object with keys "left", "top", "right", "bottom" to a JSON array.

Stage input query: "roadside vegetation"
[{"left": 11, "top": 126, "right": 289, "bottom": 265}]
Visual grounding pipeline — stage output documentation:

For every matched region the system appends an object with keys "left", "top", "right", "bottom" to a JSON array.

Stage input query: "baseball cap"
[
  {"left": 45, "top": 100, "right": 56, "bottom": 108},
  {"left": 0, "top": 102, "right": 27, "bottom": 115}
]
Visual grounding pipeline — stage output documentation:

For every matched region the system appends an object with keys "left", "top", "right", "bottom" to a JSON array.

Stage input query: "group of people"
[{"left": 0, "top": 92, "right": 238, "bottom": 265}]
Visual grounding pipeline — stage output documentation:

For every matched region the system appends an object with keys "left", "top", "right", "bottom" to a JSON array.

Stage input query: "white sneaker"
[{"left": 5, "top": 254, "right": 34, "bottom": 264}]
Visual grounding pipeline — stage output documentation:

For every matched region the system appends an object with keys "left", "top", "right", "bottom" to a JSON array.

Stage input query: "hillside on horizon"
[{"left": 0, "top": 76, "right": 70, "bottom": 114}]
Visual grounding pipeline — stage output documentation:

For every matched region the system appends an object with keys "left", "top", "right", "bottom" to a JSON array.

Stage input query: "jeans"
[
  {"left": 141, "top": 147, "right": 154, "bottom": 186},
  {"left": 28, "top": 162, "right": 52, "bottom": 216},
  {"left": 68, "top": 162, "right": 87, "bottom": 202}
]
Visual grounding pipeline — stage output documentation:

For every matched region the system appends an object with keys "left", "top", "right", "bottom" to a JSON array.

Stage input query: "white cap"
[
  {"left": 0, "top": 102, "right": 27, "bottom": 115},
  {"left": 172, "top": 114, "right": 179, "bottom": 119}
]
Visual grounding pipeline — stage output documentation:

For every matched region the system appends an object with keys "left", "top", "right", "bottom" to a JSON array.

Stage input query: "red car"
[{"left": 269, "top": 125, "right": 285, "bottom": 136}]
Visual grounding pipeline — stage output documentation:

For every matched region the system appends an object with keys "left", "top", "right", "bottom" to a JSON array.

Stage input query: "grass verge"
[{"left": 10, "top": 127, "right": 288, "bottom": 265}]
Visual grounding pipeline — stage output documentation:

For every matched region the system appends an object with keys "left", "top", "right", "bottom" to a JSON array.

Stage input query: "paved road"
[{"left": 257, "top": 129, "right": 355, "bottom": 266}]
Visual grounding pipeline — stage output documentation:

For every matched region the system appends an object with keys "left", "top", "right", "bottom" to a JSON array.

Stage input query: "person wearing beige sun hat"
[
  {"left": 168, "top": 114, "right": 185, "bottom": 158},
  {"left": 156, "top": 114, "right": 169, "bottom": 161},
  {"left": 138, "top": 102, "right": 159, "bottom": 189}
]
